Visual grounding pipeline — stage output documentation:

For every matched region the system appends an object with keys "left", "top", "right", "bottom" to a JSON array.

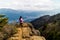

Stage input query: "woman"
[{"left": 19, "top": 16, "right": 24, "bottom": 27}]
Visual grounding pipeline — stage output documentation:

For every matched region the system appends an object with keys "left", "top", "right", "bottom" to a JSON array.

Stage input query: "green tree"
[{"left": 0, "top": 14, "right": 8, "bottom": 29}]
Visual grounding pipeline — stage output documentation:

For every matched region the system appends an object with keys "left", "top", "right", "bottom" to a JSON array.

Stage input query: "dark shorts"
[{"left": 20, "top": 23, "right": 23, "bottom": 27}]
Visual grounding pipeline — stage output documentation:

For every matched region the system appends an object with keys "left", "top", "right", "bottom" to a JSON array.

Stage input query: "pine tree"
[{"left": 0, "top": 14, "right": 8, "bottom": 28}]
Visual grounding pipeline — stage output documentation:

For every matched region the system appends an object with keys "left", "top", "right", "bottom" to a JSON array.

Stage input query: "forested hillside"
[{"left": 31, "top": 13, "right": 60, "bottom": 40}]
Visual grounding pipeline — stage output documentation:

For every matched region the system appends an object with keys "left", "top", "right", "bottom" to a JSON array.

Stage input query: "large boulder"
[{"left": 30, "top": 36, "right": 46, "bottom": 40}]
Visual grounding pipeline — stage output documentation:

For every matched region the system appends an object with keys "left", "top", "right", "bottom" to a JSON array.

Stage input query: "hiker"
[{"left": 19, "top": 16, "right": 24, "bottom": 27}]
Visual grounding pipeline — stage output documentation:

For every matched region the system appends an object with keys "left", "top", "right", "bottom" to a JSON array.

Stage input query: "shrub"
[
  {"left": 1, "top": 24, "right": 17, "bottom": 40},
  {"left": 41, "top": 22, "right": 60, "bottom": 40},
  {"left": 0, "top": 14, "right": 8, "bottom": 30}
]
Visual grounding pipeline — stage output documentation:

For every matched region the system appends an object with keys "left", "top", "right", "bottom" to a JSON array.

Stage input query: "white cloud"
[{"left": 0, "top": 0, "right": 54, "bottom": 10}]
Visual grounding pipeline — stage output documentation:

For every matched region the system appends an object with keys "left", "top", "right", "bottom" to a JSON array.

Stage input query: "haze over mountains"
[{"left": 0, "top": 8, "right": 60, "bottom": 23}]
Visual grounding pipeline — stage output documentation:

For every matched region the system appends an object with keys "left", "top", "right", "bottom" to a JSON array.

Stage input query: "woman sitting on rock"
[{"left": 19, "top": 16, "right": 24, "bottom": 27}]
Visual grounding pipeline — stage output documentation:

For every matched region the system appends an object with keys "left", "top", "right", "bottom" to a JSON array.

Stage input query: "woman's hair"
[{"left": 20, "top": 16, "right": 22, "bottom": 18}]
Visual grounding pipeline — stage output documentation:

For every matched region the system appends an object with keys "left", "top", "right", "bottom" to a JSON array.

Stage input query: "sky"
[{"left": 0, "top": 0, "right": 60, "bottom": 10}]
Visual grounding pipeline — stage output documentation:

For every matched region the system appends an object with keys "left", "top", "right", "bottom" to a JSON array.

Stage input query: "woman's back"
[{"left": 20, "top": 18, "right": 23, "bottom": 23}]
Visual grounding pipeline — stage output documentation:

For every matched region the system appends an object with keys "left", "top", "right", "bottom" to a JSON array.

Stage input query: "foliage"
[
  {"left": 41, "top": 21, "right": 60, "bottom": 40},
  {"left": 0, "top": 14, "right": 17, "bottom": 40},
  {"left": 31, "top": 13, "right": 60, "bottom": 40},
  {"left": 0, "top": 24, "right": 17, "bottom": 40},
  {"left": 2, "top": 24, "right": 17, "bottom": 40},
  {"left": 0, "top": 14, "right": 8, "bottom": 27}
]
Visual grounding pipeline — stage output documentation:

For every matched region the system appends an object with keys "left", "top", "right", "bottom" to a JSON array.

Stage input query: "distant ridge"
[
  {"left": 31, "top": 13, "right": 60, "bottom": 29},
  {"left": 0, "top": 8, "right": 60, "bottom": 23}
]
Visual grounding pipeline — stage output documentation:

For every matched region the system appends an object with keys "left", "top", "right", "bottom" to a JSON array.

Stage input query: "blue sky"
[{"left": 0, "top": 0, "right": 60, "bottom": 10}]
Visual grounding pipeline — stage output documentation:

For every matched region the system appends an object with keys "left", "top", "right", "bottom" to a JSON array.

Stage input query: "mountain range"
[
  {"left": 31, "top": 13, "right": 60, "bottom": 29},
  {"left": 0, "top": 8, "right": 60, "bottom": 23},
  {"left": 31, "top": 12, "right": 60, "bottom": 40}
]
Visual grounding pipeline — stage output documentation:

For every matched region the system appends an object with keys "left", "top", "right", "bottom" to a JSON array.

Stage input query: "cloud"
[
  {"left": 52, "top": 0, "right": 60, "bottom": 9},
  {"left": 0, "top": 0, "right": 55, "bottom": 10}
]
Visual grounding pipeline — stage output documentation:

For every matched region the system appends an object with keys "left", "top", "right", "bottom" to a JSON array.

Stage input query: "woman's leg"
[{"left": 20, "top": 23, "right": 23, "bottom": 27}]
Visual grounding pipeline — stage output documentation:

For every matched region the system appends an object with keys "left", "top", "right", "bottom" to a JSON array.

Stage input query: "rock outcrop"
[{"left": 7, "top": 23, "right": 46, "bottom": 40}]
